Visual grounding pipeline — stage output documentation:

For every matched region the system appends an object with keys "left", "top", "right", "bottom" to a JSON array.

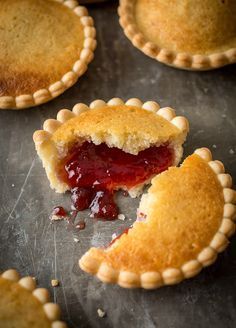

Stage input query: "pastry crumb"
[
  {"left": 118, "top": 214, "right": 126, "bottom": 221},
  {"left": 112, "top": 233, "right": 117, "bottom": 240},
  {"left": 73, "top": 237, "right": 80, "bottom": 243},
  {"left": 51, "top": 279, "right": 59, "bottom": 287},
  {"left": 229, "top": 149, "right": 235, "bottom": 155},
  {"left": 97, "top": 308, "right": 106, "bottom": 318},
  {"left": 50, "top": 215, "right": 64, "bottom": 221},
  {"left": 212, "top": 144, "right": 217, "bottom": 149}
]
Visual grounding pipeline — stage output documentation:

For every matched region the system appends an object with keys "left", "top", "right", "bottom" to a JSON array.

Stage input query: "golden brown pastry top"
[
  {"left": 52, "top": 105, "right": 183, "bottom": 154},
  {"left": 87, "top": 154, "right": 224, "bottom": 273},
  {"left": 134, "top": 0, "right": 236, "bottom": 55},
  {"left": 0, "top": 276, "right": 51, "bottom": 328},
  {"left": 0, "top": 0, "right": 84, "bottom": 97}
]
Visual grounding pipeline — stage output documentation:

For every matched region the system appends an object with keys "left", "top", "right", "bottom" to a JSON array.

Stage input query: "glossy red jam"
[
  {"left": 58, "top": 141, "right": 173, "bottom": 220},
  {"left": 50, "top": 206, "right": 67, "bottom": 221}
]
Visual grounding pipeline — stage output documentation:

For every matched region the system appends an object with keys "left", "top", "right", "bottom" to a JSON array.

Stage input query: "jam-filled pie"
[
  {"left": 79, "top": 148, "right": 236, "bottom": 289},
  {"left": 0, "top": 0, "right": 96, "bottom": 109},
  {"left": 119, "top": 0, "right": 236, "bottom": 70},
  {"left": 33, "top": 97, "right": 189, "bottom": 220},
  {"left": 0, "top": 269, "right": 67, "bottom": 327}
]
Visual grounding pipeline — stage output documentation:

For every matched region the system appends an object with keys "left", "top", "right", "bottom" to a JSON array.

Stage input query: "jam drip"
[{"left": 58, "top": 142, "right": 173, "bottom": 220}]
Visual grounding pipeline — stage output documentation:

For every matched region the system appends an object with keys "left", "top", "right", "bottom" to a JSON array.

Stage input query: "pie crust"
[
  {"left": 118, "top": 0, "right": 236, "bottom": 70},
  {"left": 0, "top": 0, "right": 96, "bottom": 110},
  {"left": 79, "top": 148, "right": 236, "bottom": 289},
  {"left": 33, "top": 97, "right": 189, "bottom": 196},
  {"left": 0, "top": 269, "right": 67, "bottom": 327}
]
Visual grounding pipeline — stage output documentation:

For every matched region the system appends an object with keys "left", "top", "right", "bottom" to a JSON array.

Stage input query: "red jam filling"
[
  {"left": 50, "top": 206, "right": 68, "bottom": 220},
  {"left": 58, "top": 141, "right": 173, "bottom": 220}
]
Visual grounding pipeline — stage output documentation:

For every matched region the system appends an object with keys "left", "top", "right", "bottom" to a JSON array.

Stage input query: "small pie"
[
  {"left": 33, "top": 97, "right": 189, "bottom": 219},
  {"left": 119, "top": 0, "right": 236, "bottom": 70},
  {"left": 79, "top": 148, "right": 236, "bottom": 289},
  {"left": 0, "top": 269, "right": 67, "bottom": 327},
  {"left": 0, "top": 0, "right": 96, "bottom": 110}
]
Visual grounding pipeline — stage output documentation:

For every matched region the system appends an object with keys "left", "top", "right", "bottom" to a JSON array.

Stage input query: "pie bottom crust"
[
  {"left": 0, "top": 269, "right": 67, "bottom": 327},
  {"left": 118, "top": 0, "right": 236, "bottom": 71},
  {"left": 79, "top": 148, "right": 236, "bottom": 289}
]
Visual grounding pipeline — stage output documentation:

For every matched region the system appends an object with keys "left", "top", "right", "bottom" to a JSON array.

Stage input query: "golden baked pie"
[
  {"left": 79, "top": 148, "right": 236, "bottom": 289},
  {"left": 33, "top": 97, "right": 188, "bottom": 220},
  {"left": 119, "top": 0, "right": 236, "bottom": 70},
  {"left": 0, "top": 0, "right": 96, "bottom": 109},
  {"left": 0, "top": 269, "right": 67, "bottom": 327}
]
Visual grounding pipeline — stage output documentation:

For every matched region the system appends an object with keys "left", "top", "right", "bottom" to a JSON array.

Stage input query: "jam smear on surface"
[
  {"left": 58, "top": 141, "right": 173, "bottom": 220},
  {"left": 108, "top": 228, "right": 130, "bottom": 247},
  {"left": 50, "top": 206, "right": 68, "bottom": 221},
  {"left": 75, "top": 220, "right": 86, "bottom": 231}
]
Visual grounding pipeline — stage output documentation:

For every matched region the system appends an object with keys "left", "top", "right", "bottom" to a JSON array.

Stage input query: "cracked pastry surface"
[{"left": 79, "top": 148, "right": 236, "bottom": 289}]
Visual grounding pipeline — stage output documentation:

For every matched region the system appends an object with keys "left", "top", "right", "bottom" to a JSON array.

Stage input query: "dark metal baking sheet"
[{"left": 0, "top": 2, "right": 236, "bottom": 328}]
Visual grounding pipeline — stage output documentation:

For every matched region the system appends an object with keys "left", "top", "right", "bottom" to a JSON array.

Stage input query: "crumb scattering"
[
  {"left": 229, "top": 149, "right": 235, "bottom": 155},
  {"left": 112, "top": 233, "right": 117, "bottom": 240},
  {"left": 50, "top": 215, "right": 64, "bottom": 221},
  {"left": 118, "top": 214, "right": 126, "bottom": 221},
  {"left": 74, "top": 237, "right": 80, "bottom": 243},
  {"left": 97, "top": 308, "right": 106, "bottom": 318},
  {"left": 51, "top": 279, "right": 59, "bottom": 287}
]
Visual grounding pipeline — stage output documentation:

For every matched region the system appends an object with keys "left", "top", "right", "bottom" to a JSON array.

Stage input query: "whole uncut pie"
[
  {"left": 79, "top": 148, "right": 236, "bottom": 289},
  {"left": 0, "top": 269, "right": 67, "bottom": 327},
  {"left": 119, "top": 0, "right": 236, "bottom": 70},
  {"left": 33, "top": 97, "right": 189, "bottom": 220},
  {"left": 0, "top": 0, "right": 96, "bottom": 110}
]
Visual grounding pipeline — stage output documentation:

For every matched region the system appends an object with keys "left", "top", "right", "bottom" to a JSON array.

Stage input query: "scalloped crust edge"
[
  {"left": 0, "top": 269, "right": 67, "bottom": 327},
  {"left": 0, "top": 0, "right": 96, "bottom": 110},
  {"left": 78, "top": 147, "right": 236, "bottom": 289},
  {"left": 118, "top": 0, "right": 236, "bottom": 71},
  {"left": 33, "top": 97, "right": 189, "bottom": 194},
  {"left": 33, "top": 97, "right": 189, "bottom": 142}
]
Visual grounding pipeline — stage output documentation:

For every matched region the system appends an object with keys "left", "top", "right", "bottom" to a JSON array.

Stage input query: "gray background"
[{"left": 0, "top": 1, "right": 236, "bottom": 327}]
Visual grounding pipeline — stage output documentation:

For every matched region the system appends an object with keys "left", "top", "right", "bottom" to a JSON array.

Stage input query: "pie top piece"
[
  {"left": 0, "top": 269, "right": 67, "bottom": 328},
  {"left": 33, "top": 97, "right": 189, "bottom": 193},
  {"left": 119, "top": 0, "right": 236, "bottom": 70},
  {"left": 0, "top": 0, "right": 96, "bottom": 109},
  {"left": 79, "top": 148, "right": 236, "bottom": 289}
]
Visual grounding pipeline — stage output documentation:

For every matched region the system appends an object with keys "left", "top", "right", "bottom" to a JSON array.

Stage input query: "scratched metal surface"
[{"left": 0, "top": 1, "right": 236, "bottom": 328}]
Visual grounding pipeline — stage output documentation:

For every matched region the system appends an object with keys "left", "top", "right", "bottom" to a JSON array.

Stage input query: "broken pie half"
[
  {"left": 0, "top": 269, "right": 67, "bottom": 327},
  {"left": 33, "top": 97, "right": 189, "bottom": 220},
  {"left": 0, "top": 0, "right": 96, "bottom": 109},
  {"left": 79, "top": 148, "right": 236, "bottom": 289},
  {"left": 119, "top": 0, "right": 236, "bottom": 70}
]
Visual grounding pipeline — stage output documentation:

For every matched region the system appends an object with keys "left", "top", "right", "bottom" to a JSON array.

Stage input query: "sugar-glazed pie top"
[
  {"left": 33, "top": 98, "right": 189, "bottom": 219},
  {"left": 0, "top": 0, "right": 96, "bottom": 109},
  {"left": 79, "top": 148, "right": 236, "bottom": 289},
  {"left": 0, "top": 269, "right": 67, "bottom": 328},
  {"left": 119, "top": 0, "right": 236, "bottom": 70}
]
